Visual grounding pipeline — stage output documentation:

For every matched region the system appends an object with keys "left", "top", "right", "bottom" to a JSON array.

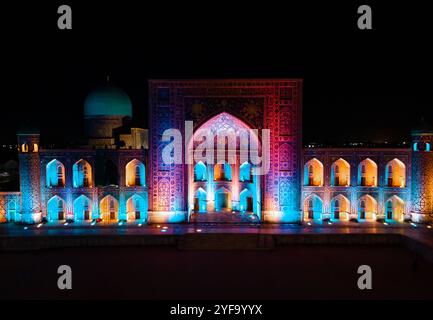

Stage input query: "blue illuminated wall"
[{"left": 8, "top": 80, "right": 432, "bottom": 226}]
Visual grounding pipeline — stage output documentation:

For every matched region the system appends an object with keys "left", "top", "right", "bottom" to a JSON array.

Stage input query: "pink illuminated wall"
[{"left": 148, "top": 80, "right": 302, "bottom": 222}]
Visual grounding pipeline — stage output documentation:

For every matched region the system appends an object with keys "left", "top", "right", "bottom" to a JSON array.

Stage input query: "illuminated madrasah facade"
[{"left": 0, "top": 79, "right": 432, "bottom": 225}]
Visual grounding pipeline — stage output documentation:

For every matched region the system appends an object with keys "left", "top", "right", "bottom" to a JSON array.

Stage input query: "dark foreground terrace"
[{"left": 1, "top": 223, "right": 433, "bottom": 299}]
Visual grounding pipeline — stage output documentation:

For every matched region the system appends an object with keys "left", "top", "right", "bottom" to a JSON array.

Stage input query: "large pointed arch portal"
[
  {"left": 148, "top": 80, "right": 302, "bottom": 223},
  {"left": 187, "top": 112, "right": 261, "bottom": 222}
]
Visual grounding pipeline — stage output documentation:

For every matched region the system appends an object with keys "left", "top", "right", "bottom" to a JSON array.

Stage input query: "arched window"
[
  {"left": 126, "top": 159, "right": 145, "bottom": 186},
  {"left": 331, "top": 158, "right": 350, "bottom": 186},
  {"left": 33, "top": 143, "right": 39, "bottom": 152},
  {"left": 194, "top": 161, "right": 207, "bottom": 181},
  {"left": 73, "top": 159, "right": 92, "bottom": 188},
  {"left": 304, "top": 158, "right": 324, "bottom": 186},
  {"left": 21, "top": 144, "right": 29, "bottom": 153},
  {"left": 358, "top": 159, "right": 377, "bottom": 187},
  {"left": 385, "top": 158, "right": 406, "bottom": 187},
  {"left": 214, "top": 162, "right": 232, "bottom": 181},
  {"left": 46, "top": 159, "right": 65, "bottom": 187},
  {"left": 239, "top": 162, "right": 252, "bottom": 182}
]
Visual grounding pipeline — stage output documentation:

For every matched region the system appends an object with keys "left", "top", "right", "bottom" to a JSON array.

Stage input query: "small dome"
[{"left": 84, "top": 86, "right": 132, "bottom": 118}]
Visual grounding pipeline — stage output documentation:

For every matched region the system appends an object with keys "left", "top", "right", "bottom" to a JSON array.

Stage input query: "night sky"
[{"left": 3, "top": 1, "right": 432, "bottom": 146}]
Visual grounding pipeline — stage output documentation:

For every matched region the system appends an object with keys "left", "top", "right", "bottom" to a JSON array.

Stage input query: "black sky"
[{"left": 2, "top": 1, "right": 432, "bottom": 146}]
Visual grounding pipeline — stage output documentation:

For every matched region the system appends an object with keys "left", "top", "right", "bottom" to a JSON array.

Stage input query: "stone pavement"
[{"left": 1, "top": 221, "right": 432, "bottom": 259}]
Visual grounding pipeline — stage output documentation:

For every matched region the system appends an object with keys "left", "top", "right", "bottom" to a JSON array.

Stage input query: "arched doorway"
[
  {"left": 215, "top": 187, "right": 232, "bottom": 212},
  {"left": 73, "top": 195, "right": 92, "bottom": 221},
  {"left": 303, "top": 194, "right": 323, "bottom": 221},
  {"left": 47, "top": 195, "right": 66, "bottom": 221},
  {"left": 240, "top": 188, "right": 254, "bottom": 212},
  {"left": 330, "top": 194, "right": 350, "bottom": 221},
  {"left": 358, "top": 195, "right": 377, "bottom": 221},
  {"left": 385, "top": 195, "right": 405, "bottom": 222},
  {"left": 100, "top": 195, "right": 118, "bottom": 222},
  {"left": 187, "top": 112, "right": 260, "bottom": 222},
  {"left": 193, "top": 188, "right": 207, "bottom": 213},
  {"left": 126, "top": 194, "right": 147, "bottom": 221}
]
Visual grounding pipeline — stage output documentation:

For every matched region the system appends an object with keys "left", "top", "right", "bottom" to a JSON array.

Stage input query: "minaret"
[
  {"left": 17, "top": 131, "right": 42, "bottom": 224},
  {"left": 410, "top": 126, "right": 433, "bottom": 223}
]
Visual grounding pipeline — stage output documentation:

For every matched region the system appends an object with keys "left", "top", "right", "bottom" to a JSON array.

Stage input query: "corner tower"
[
  {"left": 17, "top": 130, "right": 42, "bottom": 224},
  {"left": 410, "top": 126, "right": 433, "bottom": 223}
]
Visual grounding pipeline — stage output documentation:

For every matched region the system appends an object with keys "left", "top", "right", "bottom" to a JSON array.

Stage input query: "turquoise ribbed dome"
[{"left": 84, "top": 86, "right": 132, "bottom": 118}]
